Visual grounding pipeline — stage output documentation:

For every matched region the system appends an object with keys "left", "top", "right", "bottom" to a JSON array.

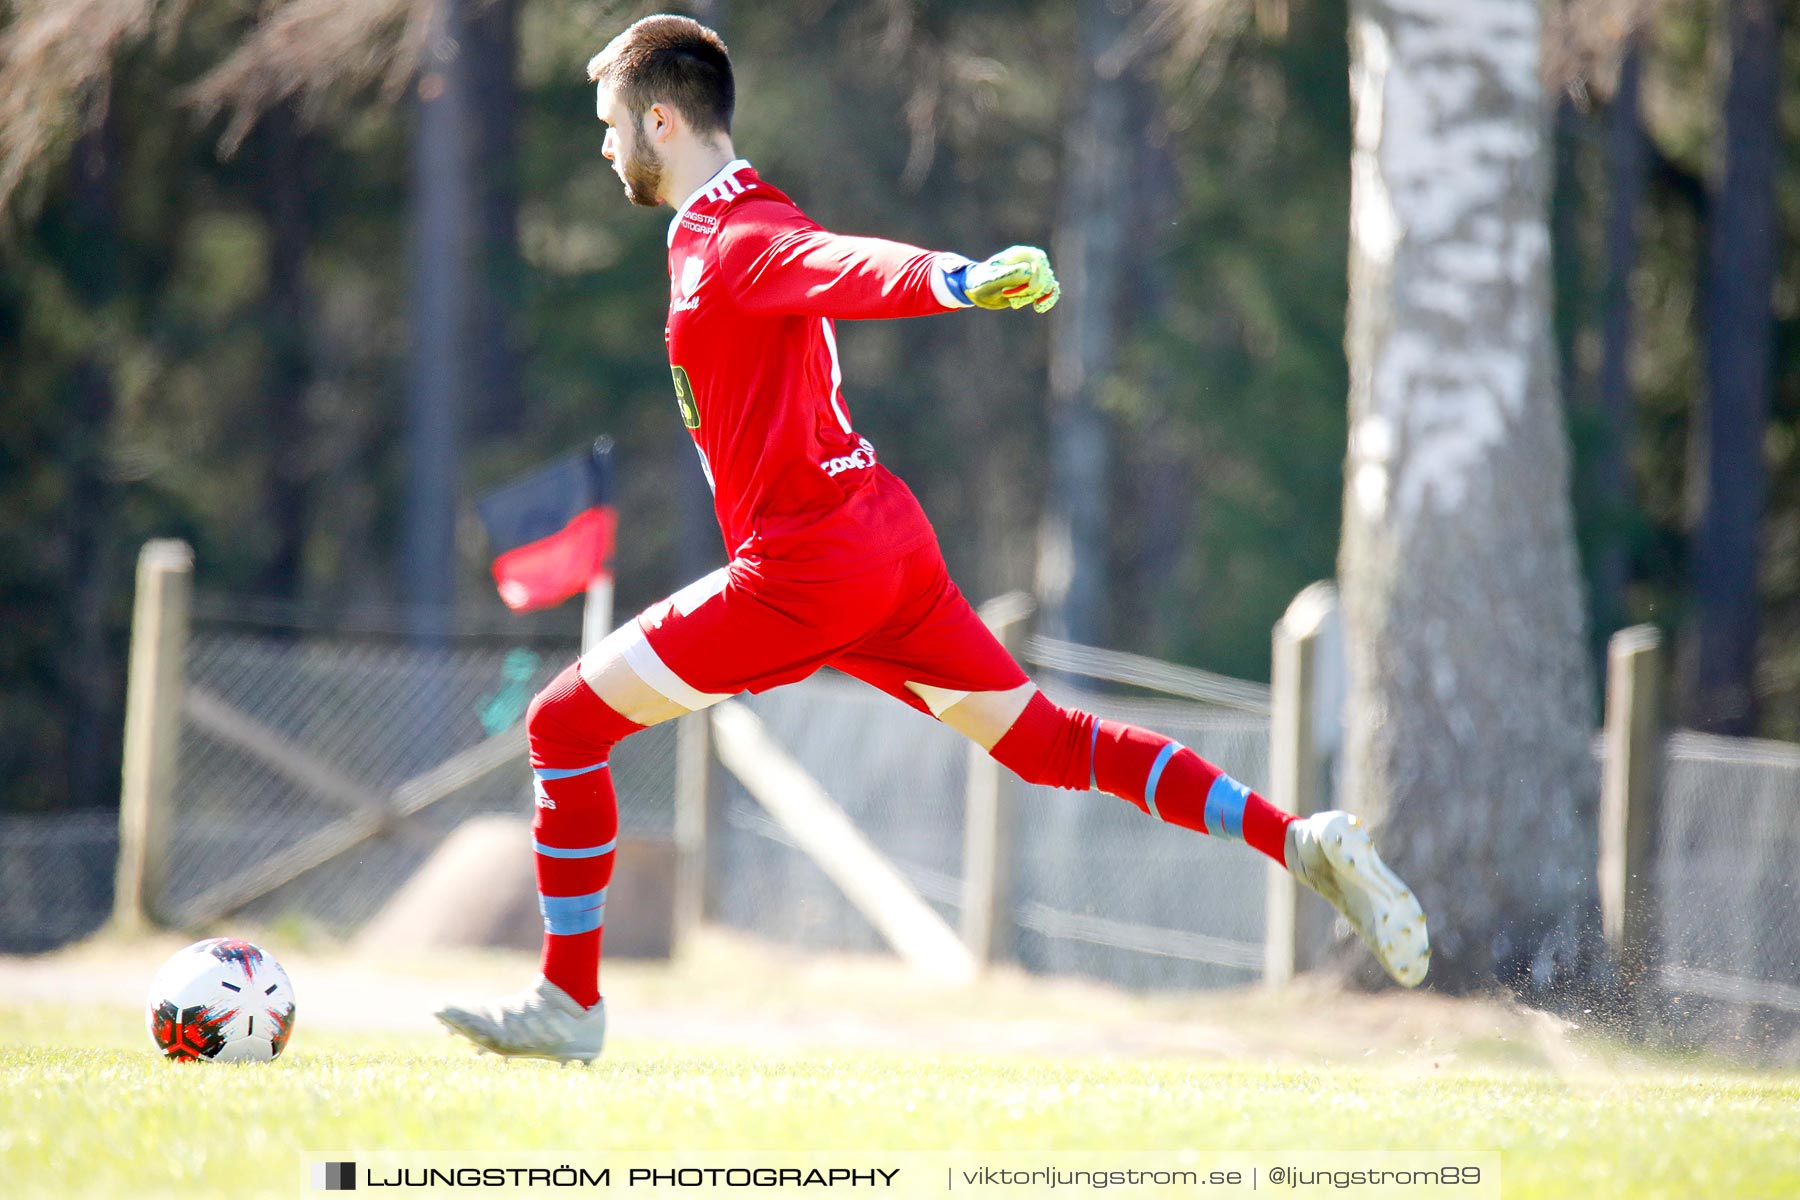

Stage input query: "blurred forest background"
[{"left": 1, "top": 0, "right": 1795, "bottom": 817}]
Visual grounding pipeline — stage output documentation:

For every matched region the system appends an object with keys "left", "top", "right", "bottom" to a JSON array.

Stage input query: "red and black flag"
[{"left": 476, "top": 439, "right": 616, "bottom": 613}]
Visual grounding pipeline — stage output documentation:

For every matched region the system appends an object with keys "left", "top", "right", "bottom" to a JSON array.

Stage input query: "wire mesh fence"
[
  {"left": 1654, "top": 731, "right": 1800, "bottom": 1053},
  {"left": 1011, "top": 686, "right": 1270, "bottom": 988},
  {"left": 165, "top": 628, "right": 675, "bottom": 933},
  {"left": 0, "top": 811, "right": 119, "bottom": 953},
  {"left": 4, "top": 602, "right": 1799, "bottom": 1060},
  {"left": 715, "top": 675, "right": 1271, "bottom": 991},
  {"left": 4, "top": 609, "right": 1270, "bottom": 991}
]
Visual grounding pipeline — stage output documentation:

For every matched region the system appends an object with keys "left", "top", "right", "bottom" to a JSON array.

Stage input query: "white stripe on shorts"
[
  {"left": 620, "top": 623, "right": 734, "bottom": 711},
  {"left": 579, "top": 580, "right": 735, "bottom": 713},
  {"left": 670, "top": 566, "right": 730, "bottom": 617}
]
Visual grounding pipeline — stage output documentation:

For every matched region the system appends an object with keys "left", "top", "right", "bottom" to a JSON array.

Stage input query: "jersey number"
[{"left": 671, "top": 365, "right": 700, "bottom": 429}]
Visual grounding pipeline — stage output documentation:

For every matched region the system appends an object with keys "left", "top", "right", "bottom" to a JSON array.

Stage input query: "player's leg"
[
  {"left": 437, "top": 562, "right": 904, "bottom": 1060},
  {"left": 940, "top": 684, "right": 1297, "bottom": 862},
  {"left": 432, "top": 632, "right": 677, "bottom": 1063},
  {"left": 834, "top": 548, "right": 1428, "bottom": 986},
  {"left": 939, "top": 684, "right": 1427, "bottom": 986},
  {"left": 525, "top": 646, "right": 670, "bottom": 1006},
  {"left": 505, "top": 606, "right": 731, "bottom": 1009},
  {"left": 506, "top": 589, "right": 777, "bottom": 1018}
]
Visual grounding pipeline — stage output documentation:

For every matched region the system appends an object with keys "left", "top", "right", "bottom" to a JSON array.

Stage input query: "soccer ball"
[{"left": 145, "top": 937, "right": 297, "bottom": 1063}]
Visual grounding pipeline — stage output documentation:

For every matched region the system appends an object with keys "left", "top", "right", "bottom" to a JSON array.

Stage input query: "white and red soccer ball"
[{"left": 145, "top": 938, "right": 297, "bottom": 1063}]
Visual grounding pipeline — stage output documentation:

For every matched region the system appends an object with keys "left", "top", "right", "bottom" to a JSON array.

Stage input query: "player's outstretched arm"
[{"left": 716, "top": 204, "right": 1059, "bottom": 320}]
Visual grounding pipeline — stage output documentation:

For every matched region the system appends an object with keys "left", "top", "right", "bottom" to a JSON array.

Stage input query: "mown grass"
[{"left": 2, "top": 1003, "right": 1796, "bottom": 1198}]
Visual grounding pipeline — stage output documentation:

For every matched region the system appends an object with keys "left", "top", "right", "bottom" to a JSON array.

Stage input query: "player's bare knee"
[
  {"left": 935, "top": 682, "right": 1035, "bottom": 750},
  {"left": 576, "top": 623, "right": 695, "bottom": 727}
]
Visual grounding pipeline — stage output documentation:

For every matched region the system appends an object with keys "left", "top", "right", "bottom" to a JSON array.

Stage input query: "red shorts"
[{"left": 610, "top": 542, "right": 1028, "bottom": 716}]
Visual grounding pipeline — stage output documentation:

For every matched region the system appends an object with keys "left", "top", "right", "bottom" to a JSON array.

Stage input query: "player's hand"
[{"left": 964, "top": 245, "right": 1060, "bottom": 313}]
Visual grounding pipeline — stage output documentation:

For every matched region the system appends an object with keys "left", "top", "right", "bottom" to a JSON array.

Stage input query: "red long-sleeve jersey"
[{"left": 662, "top": 159, "right": 971, "bottom": 576}]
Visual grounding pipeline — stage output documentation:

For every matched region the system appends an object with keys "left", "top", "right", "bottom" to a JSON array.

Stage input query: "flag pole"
[
  {"left": 581, "top": 436, "right": 616, "bottom": 654},
  {"left": 582, "top": 572, "right": 614, "bottom": 655}
]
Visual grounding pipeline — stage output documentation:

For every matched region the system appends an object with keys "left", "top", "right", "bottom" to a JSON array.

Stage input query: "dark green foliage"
[{"left": 0, "top": 0, "right": 1797, "bottom": 810}]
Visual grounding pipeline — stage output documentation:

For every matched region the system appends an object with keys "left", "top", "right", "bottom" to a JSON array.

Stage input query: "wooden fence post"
[
  {"left": 114, "top": 539, "right": 193, "bottom": 931},
  {"left": 961, "top": 592, "right": 1036, "bottom": 966},
  {"left": 673, "top": 708, "right": 720, "bottom": 943},
  {"left": 1600, "top": 625, "right": 1664, "bottom": 1006},
  {"left": 1264, "top": 582, "right": 1344, "bottom": 985},
  {"left": 714, "top": 701, "right": 976, "bottom": 983}
]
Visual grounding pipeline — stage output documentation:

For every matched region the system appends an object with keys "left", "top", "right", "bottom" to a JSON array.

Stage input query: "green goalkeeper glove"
[{"left": 954, "top": 245, "right": 1061, "bottom": 313}]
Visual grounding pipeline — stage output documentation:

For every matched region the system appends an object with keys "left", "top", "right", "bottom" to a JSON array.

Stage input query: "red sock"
[
  {"left": 989, "top": 692, "right": 1295, "bottom": 865},
  {"left": 526, "top": 662, "right": 644, "bottom": 1009}
]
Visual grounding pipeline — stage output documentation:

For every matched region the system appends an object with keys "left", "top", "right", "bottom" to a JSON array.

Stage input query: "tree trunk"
[
  {"left": 1341, "top": 0, "right": 1598, "bottom": 992},
  {"left": 403, "top": 0, "right": 476, "bottom": 642},
  {"left": 65, "top": 108, "right": 123, "bottom": 810},
  {"left": 1037, "top": 0, "right": 1135, "bottom": 645},
  {"left": 1593, "top": 42, "right": 1648, "bottom": 645},
  {"left": 464, "top": 0, "right": 524, "bottom": 440},
  {"left": 254, "top": 100, "right": 313, "bottom": 604},
  {"left": 1113, "top": 66, "right": 1184, "bottom": 655},
  {"left": 1685, "top": 0, "right": 1782, "bottom": 735}
]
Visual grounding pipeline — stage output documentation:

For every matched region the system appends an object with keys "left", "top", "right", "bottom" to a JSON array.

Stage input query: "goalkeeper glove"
[{"left": 948, "top": 245, "right": 1061, "bottom": 313}]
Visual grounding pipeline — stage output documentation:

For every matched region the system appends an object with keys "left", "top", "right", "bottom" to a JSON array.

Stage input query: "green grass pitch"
[{"left": 2, "top": 1002, "right": 1798, "bottom": 1199}]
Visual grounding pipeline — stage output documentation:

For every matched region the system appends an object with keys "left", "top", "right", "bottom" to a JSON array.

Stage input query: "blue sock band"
[
  {"left": 532, "top": 761, "right": 608, "bottom": 782},
  {"left": 533, "top": 838, "right": 617, "bottom": 860},
  {"left": 1203, "top": 774, "right": 1251, "bottom": 841},
  {"left": 540, "top": 888, "right": 607, "bottom": 936},
  {"left": 1143, "top": 742, "right": 1181, "bottom": 820}
]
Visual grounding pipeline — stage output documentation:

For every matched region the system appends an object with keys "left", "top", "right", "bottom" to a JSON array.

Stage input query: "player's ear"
[{"left": 647, "top": 101, "right": 676, "bottom": 145}]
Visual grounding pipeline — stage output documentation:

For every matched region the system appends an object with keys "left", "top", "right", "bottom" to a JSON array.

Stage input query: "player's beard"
[{"left": 620, "top": 116, "right": 664, "bottom": 208}]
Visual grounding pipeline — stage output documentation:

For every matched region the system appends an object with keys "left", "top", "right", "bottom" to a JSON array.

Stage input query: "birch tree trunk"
[{"left": 1341, "top": 0, "right": 1598, "bottom": 991}]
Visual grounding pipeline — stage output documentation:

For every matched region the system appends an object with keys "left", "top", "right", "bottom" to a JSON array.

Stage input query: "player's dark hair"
[{"left": 587, "top": 15, "right": 733, "bottom": 136}]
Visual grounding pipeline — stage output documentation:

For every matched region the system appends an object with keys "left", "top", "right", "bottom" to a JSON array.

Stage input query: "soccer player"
[{"left": 436, "top": 15, "right": 1428, "bottom": 1064}]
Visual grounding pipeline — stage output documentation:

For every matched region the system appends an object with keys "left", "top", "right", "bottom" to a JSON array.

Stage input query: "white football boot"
[
  {"left": 1284, "top": 810, "right": 1430, "bottom": 987},
  {"left": 433, "top": 977, "right": 607, "bottom": 1064}
]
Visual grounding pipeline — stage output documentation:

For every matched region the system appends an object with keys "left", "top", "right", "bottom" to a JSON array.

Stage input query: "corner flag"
[{"left": 476, "top": 439, "right": 616, "bottom": 613}]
